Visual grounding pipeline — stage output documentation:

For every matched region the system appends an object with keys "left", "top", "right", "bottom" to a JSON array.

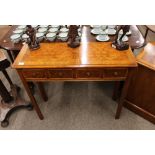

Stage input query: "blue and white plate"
[
  {"left": 46, "top": 33, "right": 57, "bottom": 41},
  {"left": 38, "top": 28, "right": 48, "bottom": 33},
  {"left": 105, "top": 29, "right": 116, "bottom": 35},
  {"left": 10, "top": 34, "right": 21, "bottom": 43},
  {"left": 91, "top": 28, "right": 105, "bottom": 35},
  {"left": 108, "top": 25, "right": 116, "bottom": 29},
  {"left": 96, "top": 35, "right": 110, "bottom": 42},
  {"left": 60, "top": 27, "right": 69, "bottom": 32},
  {"left": 48, "top": 28, "right": 59, "bottom": 33},
  {"left": 90, "top": 25, "right": 101, "bottom": 28},
  {"left": 13, "top": 29, "right": 23, "bottom": 34},
  {"left": 17, "top": 25, "right": 26, "bottom": 29},
  {"left": 39, "top": 25, "right": 49, "bottom": 28}
]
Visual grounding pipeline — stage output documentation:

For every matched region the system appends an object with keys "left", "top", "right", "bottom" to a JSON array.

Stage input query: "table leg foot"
[{"left": 0, "top": 85, "right": 32, "bottom": 127}]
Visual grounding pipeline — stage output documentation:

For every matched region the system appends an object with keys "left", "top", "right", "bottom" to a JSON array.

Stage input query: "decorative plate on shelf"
[
  {"left": 96, "top": 35, "right": 110, "bottom": 42},
  {"left": 105, "top": 29, "right": 116, "bottom": 35}
]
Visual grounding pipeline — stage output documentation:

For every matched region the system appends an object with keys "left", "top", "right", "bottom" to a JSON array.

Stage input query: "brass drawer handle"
[
  {"left": 86, "top": 72, "right": 90, "bottom": 76},
  {"left": 114, "top": 72, "right": 118, "bottom": 76},
  {"left": 58, "top": 72, "right": 63, "bottom": 76}
]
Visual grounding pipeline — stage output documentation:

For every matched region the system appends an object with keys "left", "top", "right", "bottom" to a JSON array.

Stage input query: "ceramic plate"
[
  {"left": 48, "top": 28, "right": 59, "bottom": 33},
  {"left": 46, "top": 33, "right": 56, "bottom": 38},
  {"left": 119, "top": 30, "right": 132, "bottom": 35},
  {"left": 39, "top": 25, "right": 49, "bottom": 28},
  {"left": 31, "top": 25, "right": 38, "bottom": 28},
  {"left": 90, "top": 25, "right": 101, "bottom": 28},
  {"left": 17, "top": 25, "right": 26, "bottom": 29},
  {"left": 96, "top": 35, "right": 110, "bottom": 42},
  {"left": 91, "top": 28, "right": 105, "bottom": 35},
  {"left": 22, "top": 34, "right": 29, "bottom": 39},
  {"left": 38, "top": 28, "right": 48, "bottom": 33},
  {"left": 50, "top": 25, "right": 60, "bottom": 28},
  {"left": 118, "top": 35, "right": 128, "bottom": 42},
  {"left": 13, "top": 29, "right": 23, "bottom": 34},
  {"left": 36, "top": 32, "right": 44, "bottom": 38},
  {"left": 101, "top": 25, "right": 107, "bottom": 30},
  {"left": 60, "top": 27, "right": 69, "bottom": 32},
  {"left": 105, "top": 29, "right": 116, "bottom": 35},
  {"left": 108, "top": 25, "right": 116, "bottom": 29},
  {"left": 10, "top": 34, "right": 21, "bottom": 40},
  {"left": 58, "top": 32, "right": 68, "bottom": 38}
]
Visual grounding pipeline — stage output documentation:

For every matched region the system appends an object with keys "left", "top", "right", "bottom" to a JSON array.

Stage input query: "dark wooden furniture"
[
  {"left": 124, "top": 42, "right": 155, "bottom": 124},
  {"left": 12, "top": 25, "right": 137, "bottom": 120},
  {"left": 0, "top": 50, "right": 32, "bottom": 127},
  {"left": 144, "top": 25, "right": 155, "bottom": 39}
]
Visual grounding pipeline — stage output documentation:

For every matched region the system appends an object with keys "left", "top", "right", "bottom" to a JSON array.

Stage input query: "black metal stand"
[
  {"left": 0, "top": 81, "right": 33, "bottom": 127},
  {"left": 0, "top": 56, "right": 33, "bottom": 127}
]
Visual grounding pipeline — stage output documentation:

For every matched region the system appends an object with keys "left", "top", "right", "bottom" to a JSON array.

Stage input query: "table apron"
[{"left": 18, "top": 68, "right": 129, "bottom": 81}]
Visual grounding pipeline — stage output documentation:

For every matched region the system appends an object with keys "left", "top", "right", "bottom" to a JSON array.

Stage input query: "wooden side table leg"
[
  {"left": 17, "top": 70, "right": 44, "bottom": 120},
  {"left": 115, "top": 69, "right": 134, "bottom": 119},
  {"left": 37, "top": 82, "right": 48, "bottom": 102},
  {"left": 112, "top": 81, "right": 121, "bottom": 101}
]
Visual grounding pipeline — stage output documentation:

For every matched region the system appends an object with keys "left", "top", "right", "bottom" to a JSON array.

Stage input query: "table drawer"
[
  {"left": 76, "top": 69, "right": 102, "bottom": 78},
  {"left": 22, "top": 69, "right": 73, "bottom": 79},
  {"left": 103, "top": 68, "right": 128, "bottom": 78}
]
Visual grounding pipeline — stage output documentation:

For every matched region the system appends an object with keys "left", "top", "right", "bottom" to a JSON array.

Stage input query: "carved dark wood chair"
[{"left": 144, "top": 25, "right": 155, "bottom": 39}]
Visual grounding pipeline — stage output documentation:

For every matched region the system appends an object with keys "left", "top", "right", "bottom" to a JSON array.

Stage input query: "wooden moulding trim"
[
  {"left": 124, "top": 99, "right": 155, "bottom": 124},
  {"left": 23, "top": 78, "right": 127, "bottom": 82}
]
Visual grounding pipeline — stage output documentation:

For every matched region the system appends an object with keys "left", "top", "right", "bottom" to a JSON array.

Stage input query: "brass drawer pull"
[
  {"left": 58, "top": 72, "right": 63, "bottom": 76},
  {"left": 114, "top": 72, "right": 118, "bottom": 76},
  {"left": 86, "top": 72, "right": 90, "bottom": 76}
]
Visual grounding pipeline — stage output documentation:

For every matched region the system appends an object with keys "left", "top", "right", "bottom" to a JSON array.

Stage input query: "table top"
[
  {"left": 12, "top": 27, "right": 137, "bottom": 69},
  {"left": 0, "top": 25, "right": 145, "bottom": 51},
  {"left": 137, "top": 42, "right": 155, "bottom": 71}
]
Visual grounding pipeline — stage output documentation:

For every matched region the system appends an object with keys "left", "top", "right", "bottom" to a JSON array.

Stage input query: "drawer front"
[
  {"left": 22, "top": 69, "right": 73, "bottom": 79},
  {"left": 103, "top": 68, "right": 128, "bottom": 78},
  {"left": 76, "top": 69, "right": 102, "bottom": 78}
]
